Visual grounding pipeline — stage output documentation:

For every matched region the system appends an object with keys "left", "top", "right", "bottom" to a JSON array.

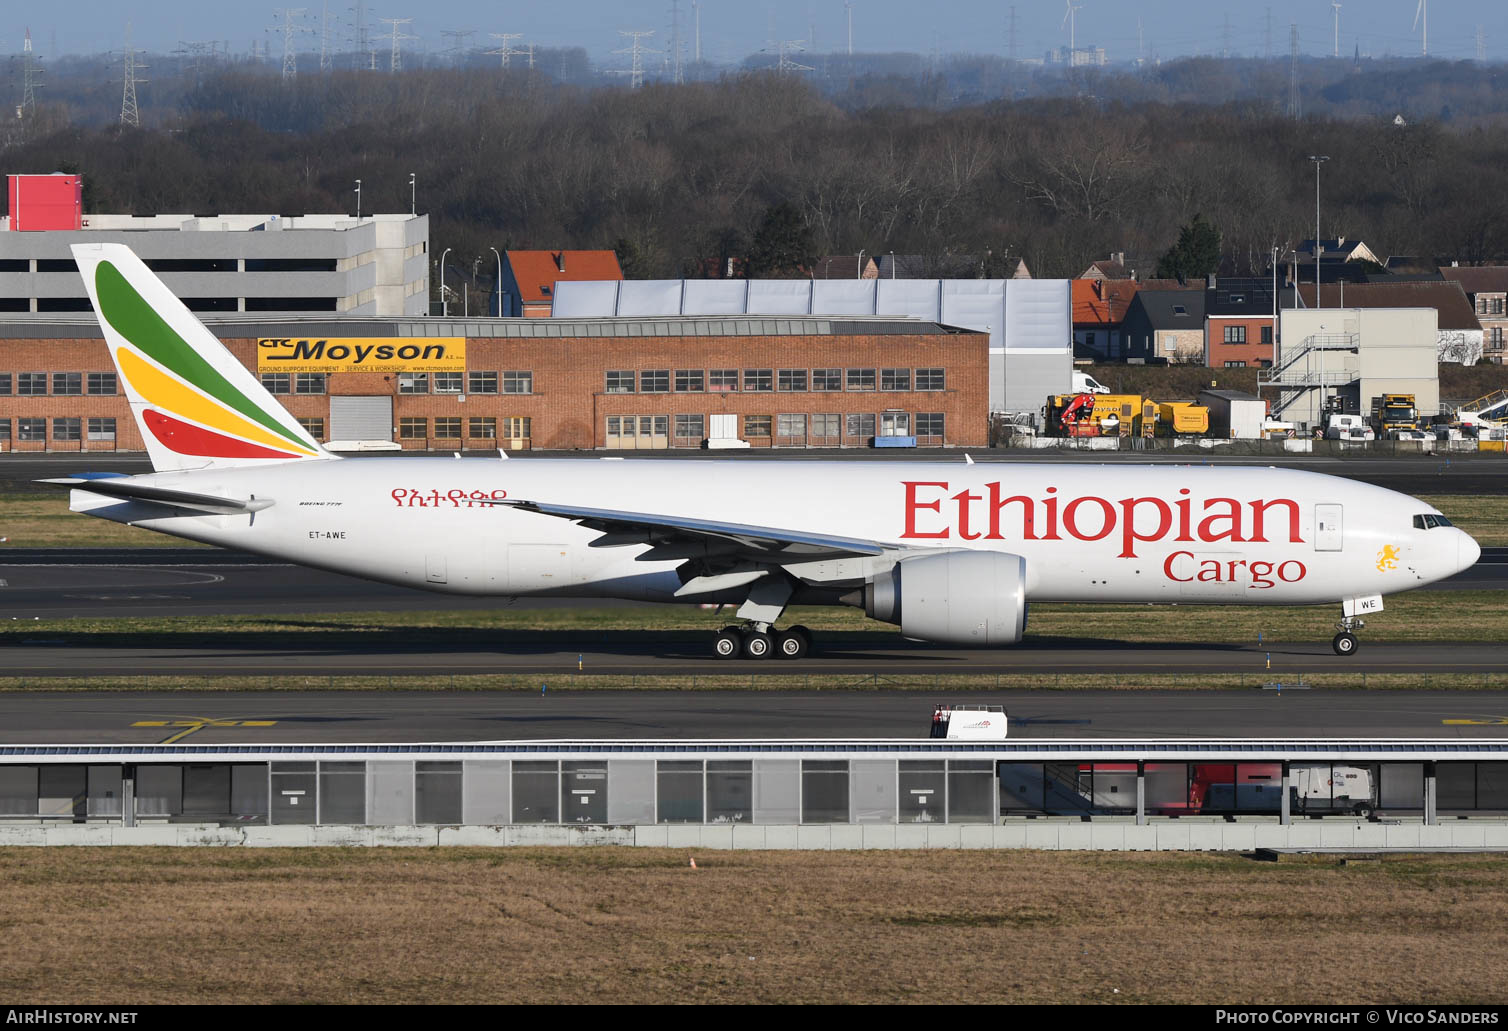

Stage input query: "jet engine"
[{"left": 861, "top": 551, "right": 1027, "bottom": 646}]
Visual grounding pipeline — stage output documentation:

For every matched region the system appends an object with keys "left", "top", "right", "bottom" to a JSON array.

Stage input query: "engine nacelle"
[{"left": 864, "top": 551, "right": 1027, "bottom": 646}]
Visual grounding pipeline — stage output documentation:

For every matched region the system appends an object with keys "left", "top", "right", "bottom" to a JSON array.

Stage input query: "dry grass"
[{"left": 1, "top": 848, "right": 1506, "bottom": 1004}]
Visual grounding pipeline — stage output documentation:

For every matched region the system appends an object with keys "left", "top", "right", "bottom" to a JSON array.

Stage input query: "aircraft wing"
[
  {"left": 39, "top": 477, "right": 274, "bottom": 516},
  {"left": 496, "top": 498, "right": 888, "bottom": 563}
]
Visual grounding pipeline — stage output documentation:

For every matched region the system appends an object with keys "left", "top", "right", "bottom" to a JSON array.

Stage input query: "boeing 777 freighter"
[{"left": 46, "top": 244, "right": 1480, "bottom": 659}]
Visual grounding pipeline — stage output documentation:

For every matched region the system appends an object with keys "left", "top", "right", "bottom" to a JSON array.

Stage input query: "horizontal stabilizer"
[{"left": 40, "top": 477, "right": 274, "bottom": 516}]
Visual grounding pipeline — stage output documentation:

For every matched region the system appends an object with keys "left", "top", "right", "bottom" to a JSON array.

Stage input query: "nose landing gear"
[{"left": 1332, "top": 615, "right": 1364, "bottom": 656}]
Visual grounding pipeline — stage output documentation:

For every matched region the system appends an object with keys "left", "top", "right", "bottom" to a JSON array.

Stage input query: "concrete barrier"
[{"left": 6, "top": 821, "right": 1508, "bottom": 851}]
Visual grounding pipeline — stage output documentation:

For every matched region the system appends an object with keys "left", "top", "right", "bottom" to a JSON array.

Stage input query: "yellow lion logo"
[{"left": 1377, "top": 545, "right": 1400, "bottom": 572}]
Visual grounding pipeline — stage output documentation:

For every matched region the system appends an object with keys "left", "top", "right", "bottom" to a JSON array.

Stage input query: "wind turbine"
[
  {"left": 1331, "top": 2, "right": 1341, "bottom": 58},
  {"left": 1412, "top": 0, "right": 1427, "bottom": 56},
  {"left": 1062, "top": 0, "right": 1082, "bottom": 57}
]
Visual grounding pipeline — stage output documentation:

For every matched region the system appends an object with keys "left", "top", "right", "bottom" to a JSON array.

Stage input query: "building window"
[
  {"left": 641, "top": 370, "right": 670, "bottom": 393},
  {"left": 398, "top": 373, "right": 429, "bottom": 394},
  {"left": 1487, "top": 328, "right": 1504, "bottom": 351},
  {"left": 813, "top": 368, "right": 841, "bottom": 392},
  {"left": 295, "top": 373, "right": 327, "bottom": 395},
  {"left": 469, "top": 417, "right": 497, "bottom": 439},
  {"left": 777, "top": 413, "right": 806, "bottom": 440},
  {"left": 916, "top": 412, "right": 945, "bottom": 441},
  {"left": 468, "top": 371, "right": 498, "bottom": 394},
  {"left": 53, "top": 417, "right": 82, "bottom": 442},
  {"left": 433, "top": 417, "right": 461, "bottom": 439},
  {"left": 778, "top": 369, "right": 807, "bottom": 392},
  {"left": 502, "top": 371, "right": 533, "bottom": 394},
  {"left": 87, "top": 372, "right": 117, "bottom": 395},
  {"left": 17, "top": 373, "right": 47, "bottom": 396},
  {"left": 296, "top": 417, "right": 324, "bottom": 440},
  {"left": 810, "top": 413, "right": 841, "bottom": 444},
  {"left": 1223, "top": 325, "right": 1247, "bottom": 344},
  {"left": 18, "top": 418, "right": 45, "bottom": 442},
  {"left": 846, "top": 413, "right": 876, "bottom": 440},
  {"left": 52, "top": 373, "right": 82, "bottom": 395},
  {"left": 743, "top": 369, "right": 773, "bottom": 392},
  {"left": 673, "top": 414, "right": 704, "bottom": 444},
  {"left": 1491, "top": 298, "right": 1505, "bottom": 315},
  {"left": 916, "top": 368, "right": 945, "bottom": 391},
  {"left": 433, "top": 372, "right": 464, "bottom": 393},
  {"left": 846, "top": 368, "right": 876, "bottom": 391},
  {"left": 87, "top": 417, "right": 117, "bottom": 442},
  {"left": 675, "top": 369, "right": 704, "bottom": 393},
  {"left": 605, "top": 371, "right": 635, "bottom": 394},
  {"left": 399, "top": 418, "right": 427, "bottom": 439},
  {"left": 1223, "top": 361, "right": 1247, "bottom": 368},
  {"left": 744, "top": 415, "right": 772, "bottom": 437},
  {"left": 709, "top": 369, "right": 737, "bottom": 393},
  {"left": 0, "top": 420, "right": 8, "bottom": 442},
  {"left": 503, "top": 417, "right": 531, "bottom": 441},
  {"left": 1261, "top": 326, "right": 1273, "bottom": 345},
  {"left": 260, "top": 373, "right": 292, "bottom": 394},
  {"left": 880, "top": 368, "right": 911, "bottom": 391},
  {"left": 0, "top": 373, "right": 9, "bottom": 394}
]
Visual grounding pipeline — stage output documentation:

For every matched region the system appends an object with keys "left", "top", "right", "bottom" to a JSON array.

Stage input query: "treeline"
[{"left": 2, "top": 69, "right": 1507, "bottom": 294}]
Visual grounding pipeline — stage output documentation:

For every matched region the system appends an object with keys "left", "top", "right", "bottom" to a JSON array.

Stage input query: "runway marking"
[
  {"left": 133, "top": 717, "right": 278, "bottom": 744},
  {"left": 1442, "top": 717, "right": 1508, "bottom": 726}
]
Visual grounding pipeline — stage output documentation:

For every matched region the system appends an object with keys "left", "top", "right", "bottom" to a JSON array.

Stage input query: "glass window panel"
[
  {"left": 294, "top": 372, "right": 326, "bottom": 394},
  {"left": 397, "top": 372, "right": 429, "bottom": 393},
  {"left": 1090, "top": 764, "right": 1137, "bottom": 812},
  {"left": 319, "top": 762, "right": 366, "bottom": 824},
  {"left": 812, "top": 368, "right": 841, "bottom": 391},
  {"left": 52, "top": 372, "right": 82, "bottom": 395},
  {"left": 512, "top": 761, "right": 560, "bottom": 823},
  {"left": 778, "top": 369, "right": 807, "bottom": 392},
  {"left": 1192, "top": 764, "right": 1237, "bottom": 811},
  {"left": 469, "top": 371, "right": 499, "bottom": 394},
  {"left": 1477, "top": 764, "right": 1508, "bottom": 809},
  {"left": 605, "top": 370, "right": 635, "bottom": 393},
  {"left": 801, "top": 761, "right": 849, "bottom": 824},
  {"left": 1042, "top": 763, "right": 1096, "bottom": 814},
  {"left": 1379, "top": 764, "right": 1424, "bottom": 810},
  {"left": 743, "top": 368, "right": 772, "bottom": 392},
  {"left": 900, "top": 760, "right": 947, "bottom": 822},
  {"left": 674, "top": 369, "right": 703, "bottom": 392},
  {"left": 640, "top": 370, "right": 670, "bottom": 393},
  {"left": 1145, "top": 763, "right": 1188, "bottom": 814},
  {"left": 135, "top": 765, "right": 183, "bottom": 817},
  {"left": 1437, "top": 764, "right": 1476, "bottom": 809},
  {"left": 502, "top": 371, "right": 532, "bottom": 394},
  {"left": 562, "top": 762, "right": 608, "bottom": 824},
  {"left": 709, "top": 369, "right": 738, "bottom": 392},
  {"left": 657, "top": 761, "right": 704, "bottom": 823},
  {"left": 706, "top": 761, "right": 752, "bottom": 823},
  {"left": 0, "top": 766, "right": 37, "bottom": 815},
  {"left": 260, "top": 372, "right": 291, "bottom": 394},
  {"left": 1236, "top": 763, "right": 1283, "bottom": 812},
  {"left": 947, "top": 761, "right": 994, "bottom": 823},
  {"left": 416, "top": 761, "right": 463, "bottom": 825}
]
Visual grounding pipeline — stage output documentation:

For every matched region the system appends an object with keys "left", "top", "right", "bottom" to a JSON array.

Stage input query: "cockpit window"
[{"left": 1413, "top": 514, "right": 1454, "bottom": 530}]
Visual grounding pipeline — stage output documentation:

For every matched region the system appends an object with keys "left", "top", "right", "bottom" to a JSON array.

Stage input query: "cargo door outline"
[
  {"left": 1314, "top": 504, "right": 1343, "bottom": 552},
  {"left": 426, "top": 553, "right": 447, "bottom": 584}
]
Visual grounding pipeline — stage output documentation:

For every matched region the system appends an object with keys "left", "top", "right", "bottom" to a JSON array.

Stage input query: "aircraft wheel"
[
  {"left": 787, "top": 625, "right": 813, "bottom": 654},
  {"left": 743, "top": 630, "right": 773, "bottom": 659},
  {"left": 1332, "top": 632, "right": 1359, "bottom": 657},
  {"left": 713, "top": 629, "right": 742, "bottom": 659},
  {"left": 775, "top": 628, "right": 808, "bottom": 660}
]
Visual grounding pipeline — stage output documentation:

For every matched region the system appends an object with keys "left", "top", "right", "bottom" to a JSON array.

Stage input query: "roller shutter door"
[{"left": 330, "top": 396, "right": 393, "bottom": 440}]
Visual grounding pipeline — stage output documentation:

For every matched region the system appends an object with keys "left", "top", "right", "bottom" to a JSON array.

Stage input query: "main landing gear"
[
  {"left": 1332, "top": 615, "right": 1364, "bottom": 656},
  {"left": 713, "top": 624, "right": 812, "bottom": 660}
]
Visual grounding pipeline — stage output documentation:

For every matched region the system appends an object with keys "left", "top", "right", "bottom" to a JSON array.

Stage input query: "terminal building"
[{"left": 0, "top": 315, "right": 989, "bottom": 451}]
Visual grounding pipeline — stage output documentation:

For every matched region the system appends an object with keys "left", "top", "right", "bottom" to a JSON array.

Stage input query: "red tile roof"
[
  {"left": 1295, "top": 281, "right": 1482, "bottom": 331},
  {"left": 1441, "top": 266, "right": 1508, "bottom": 295},
  {"left": 506, "top": 250, "right": 623, "bottom": 304},
  {"left": 1071, "top": 279, "right": 1139, "bottom": 326}
]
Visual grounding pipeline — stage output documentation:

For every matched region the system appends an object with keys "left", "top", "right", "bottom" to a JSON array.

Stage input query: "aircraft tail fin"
[{"left": 71, "top": 243, "right": 332, "bottom": 472}]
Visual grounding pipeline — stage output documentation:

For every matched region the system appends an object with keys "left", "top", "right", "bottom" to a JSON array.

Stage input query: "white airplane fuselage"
[{"left": 71, "top": 458, "right": 1477, "bottom": 608}]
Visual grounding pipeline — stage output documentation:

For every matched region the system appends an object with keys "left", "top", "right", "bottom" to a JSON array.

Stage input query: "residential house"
[
  {"left": 1204, "top": 277, "right": 1295, "bottom": 368},
  {"left": 499, "top": 250, "right": 623, "bottom": 317},
  {"left": 1118, "top": 288, "right": 1206, "bottom": 364},
  {"left": 1077, "top": 252, "right": 1157, "bottom": 283},
  {"left": 1440, "top": 266, "right": 1508, "bottom": 364},
  {"left": 1295, "top": 281, "right": 1485, "bottom": 364},
  {"left": 1071, "top": 279, "right": 1139, "bottom": 360}
]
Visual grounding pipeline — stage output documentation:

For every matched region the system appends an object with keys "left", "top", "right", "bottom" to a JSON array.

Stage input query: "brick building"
[{"left": 0, "top": 316, "right": 988, "bottom": 452}]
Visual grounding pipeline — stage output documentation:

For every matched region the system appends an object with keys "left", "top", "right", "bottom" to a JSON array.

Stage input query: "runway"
[{"left": 3, "top": 689, "right": 1507, "bottom": 743}]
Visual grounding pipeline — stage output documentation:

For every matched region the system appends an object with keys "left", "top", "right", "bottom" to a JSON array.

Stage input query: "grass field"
[{"left": 1, "top": 847, "right": 1505, "bottom": 1005}]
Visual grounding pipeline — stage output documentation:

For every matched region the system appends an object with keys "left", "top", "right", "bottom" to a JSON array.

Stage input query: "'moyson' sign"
[{"left": 257, "top": 337, "right": 466, "bottom": 373}]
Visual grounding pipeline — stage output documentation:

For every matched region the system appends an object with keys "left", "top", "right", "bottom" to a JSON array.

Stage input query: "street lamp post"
[
  {"left": 439, "top": 246, "right": 452, "bottom": 318},
  {"left": 489, "top": 246, "right": 502, "bottom": 316},
  {"left": 856, "top": 249, "right": 865, "bottom": 279},
  {"left": 409, "top": 172, "right": 416, "bottom": 215},
  {"left": 1308, "top": 155, "right": 1328, "bottom": 307},
  {"left": 354, "top": 179, "right": 362, "bottom": 220}
]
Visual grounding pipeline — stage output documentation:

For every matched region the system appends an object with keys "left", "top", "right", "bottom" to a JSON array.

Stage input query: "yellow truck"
[{"left": 1156, "top": 401, "right": 1210, "bottom": 436}]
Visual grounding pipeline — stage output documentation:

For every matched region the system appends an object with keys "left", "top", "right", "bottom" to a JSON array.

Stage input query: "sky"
[{"left": 13, "top": 1, "right": 1506, "bottom": 66}]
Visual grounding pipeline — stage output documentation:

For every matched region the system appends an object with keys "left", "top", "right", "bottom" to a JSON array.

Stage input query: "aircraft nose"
[{"left": 1459, "top": 531, "right": 1482, "bottom": 574}]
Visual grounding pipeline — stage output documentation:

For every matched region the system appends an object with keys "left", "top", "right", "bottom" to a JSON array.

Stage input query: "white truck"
[
  {"left": 1072, "top": 371, "right": 1110, "bottom": 394},
  {"left": 1324, "top": 413, "right": 1375, "bottom": 441},
  {"left": 1289, "top": 764, "right": 1375, "bottom": 815},
  {"left": 929, "top": 704, "right": 1008, "bottom": 740}
]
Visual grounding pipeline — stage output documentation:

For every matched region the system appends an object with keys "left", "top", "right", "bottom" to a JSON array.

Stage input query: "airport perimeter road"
[
  {"left": 2, "top": 689, "right": 1507, "bottom": 744},
  {"left": 3, "top": 636, "right": 1507, "bottom": 677}
]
